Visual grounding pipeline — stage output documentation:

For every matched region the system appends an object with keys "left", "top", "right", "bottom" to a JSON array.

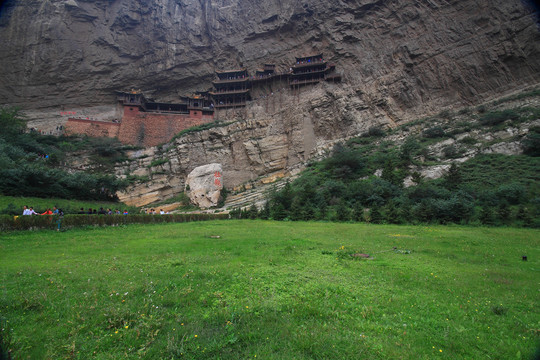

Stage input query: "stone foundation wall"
[
  {"left": 117, "top": 106, "right": 213, "bottom": 147},
  {"left": 64, "top": 118, "right": 120, "bottom": 138}
]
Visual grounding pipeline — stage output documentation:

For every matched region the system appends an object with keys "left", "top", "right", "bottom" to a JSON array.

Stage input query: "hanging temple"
[{"left": 64, "top": 54, "right": 341, "bottom": 147}]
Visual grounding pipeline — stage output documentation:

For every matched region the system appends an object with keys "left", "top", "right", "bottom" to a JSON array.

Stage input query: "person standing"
[
  {"left": 22, "top": 206, "right": 31, "bottom": 215},
  {"left": 56, "top": 208, "right": 64, "bottom": 231}
]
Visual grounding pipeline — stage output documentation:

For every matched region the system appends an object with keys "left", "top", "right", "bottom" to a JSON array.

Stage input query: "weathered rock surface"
[
  {"left": 1, "top": 0, "right": 539, "bottom": 207},
  {"left": 185, "top": 163, "right": 223, "bottom": 209},
  {"left": 115, "top": 90, "right": 540, "bottom": 207},
  {"left": 116, "top": 86, "right": 356, "bottom": 206},
  {"left": 1, "top": 0, "right": 539, "bottom": 132}
]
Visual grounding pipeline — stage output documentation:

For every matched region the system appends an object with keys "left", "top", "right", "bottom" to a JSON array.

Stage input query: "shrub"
[
  {"left": 422, "top": 126, "right": 446, "bottom": 139},
  {"left": 366, "top": 126, "right": 385, "bottom": 137},
  {"left": 0, "top": 213, "right": 229, "bottom": 231},
  {"left": 171, "top": 121, "right": 233, "bottom": 142},
  {"left": 148, "top": 158, "right": 169, "bottom": 168},
  {"left": 459, "top": 136, "right": 477, "bottom": 145},
  {"left": 442, "top": 144, "right": 462, "bottom": 159},
  {"left": 495, "top": 183, "right": 526, "bottom": 205},
  {"left": 399, "top": 137, "right": 422, "bottom": 162},
  {"left": 522, "top": 127, "right": 540, "bottom": 157},
  {"left": 478, "top": 110, "right": 520, "bottom": 126},
  {"left": 438, "top": 109, "right": 452, "bottom": 119},
  {"left": 324, "top": 144, "right": 365, "bottom": 178}
]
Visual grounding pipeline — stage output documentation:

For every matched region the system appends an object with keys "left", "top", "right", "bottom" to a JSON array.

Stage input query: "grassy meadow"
[{"left": 0, "top": 221, "right": 538, "bottom": 359}]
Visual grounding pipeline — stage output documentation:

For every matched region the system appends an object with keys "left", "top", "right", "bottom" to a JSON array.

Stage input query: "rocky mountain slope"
[
  {"left": 1, "top": 0, "right": 539, "bottom": 207},
  {"left": 115, "top": 88, "right": 539, "bottom": 207},
  {"left": 1, "top": 0, "right": 539, "bottom": 130}
]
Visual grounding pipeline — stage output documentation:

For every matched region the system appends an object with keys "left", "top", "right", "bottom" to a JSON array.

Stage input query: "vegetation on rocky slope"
[
  {"left": 0, "top": 108, "right": 129, "bottom": 201},
  {"left": 234, "top": 100, "right": 540, "bottom": 227}
]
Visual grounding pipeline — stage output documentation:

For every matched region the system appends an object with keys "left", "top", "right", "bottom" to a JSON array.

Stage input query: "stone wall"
[
  {"left": 117, "top": 106, "right": 213, "bottom": 147},
  {"left": 64, "top": 118, "right": 120, "bottom": 138},
  {"left": 64, "top": 106, "right": 213, "bottom": 147}
]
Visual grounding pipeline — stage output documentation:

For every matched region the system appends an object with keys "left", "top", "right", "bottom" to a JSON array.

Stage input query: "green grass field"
[{"left": 1, "top": 221, "right": 538, "bottom": 359}]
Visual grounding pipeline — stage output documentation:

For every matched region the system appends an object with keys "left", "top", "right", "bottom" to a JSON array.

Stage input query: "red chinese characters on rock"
[
  {"left": 60, "top": 111, "right": 77, "bottom": 116},
  {"left": 214, "top": 171, "right": 222, "bottom": 188}
]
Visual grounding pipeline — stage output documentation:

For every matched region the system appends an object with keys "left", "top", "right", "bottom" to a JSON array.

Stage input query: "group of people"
[
  {"left": 144, "top": 208, "right": 168, "bottom": 215},
  {"left": 77, "top": 208, "right": 128, "bottom": 215},
  {"left": 22, "top": 205, "right": 64, "bottom": 231},
  {"left": 22, "top": 206, "right": 63, "bottom": 216},
  {"left": 22, "top": 206, "right": 171, "bottom": 217}
]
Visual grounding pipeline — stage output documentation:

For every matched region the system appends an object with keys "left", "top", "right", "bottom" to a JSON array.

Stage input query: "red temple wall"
[
  {"left": 64, "top": 118, "right": 120, "bottom": 138},
  {"left": 117, "top": 106, "right": 213, "bottom": 147},
  {"left": 64, "top": 106, "right": 213, "bottom": 147}
]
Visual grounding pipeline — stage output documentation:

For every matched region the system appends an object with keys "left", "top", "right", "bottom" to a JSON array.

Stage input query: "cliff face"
[
  {"left": 116, "top": 85, "right": 355, "bottom": 206},
  {"left": 1, "top": 0, "right": 540, "bottom": 206},
  {"left": 1, "top": 0, "right": 539, "bottom": 123}
]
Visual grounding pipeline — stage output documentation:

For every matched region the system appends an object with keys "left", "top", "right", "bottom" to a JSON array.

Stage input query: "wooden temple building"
[
  {"left": 209, "top": 53, "right": 340, "bottom": 109},
  {"left": 116, "top": 91, "right": 214, "bottom": 117},
  {"left": 64, "top": 53, "right": 340, "bottom": 146},
  {"left": 209, "top": 69, "right": 251, "bottom": 109},
  {"left": 289, "top": 54, "right": 337, "bottom": 86}
]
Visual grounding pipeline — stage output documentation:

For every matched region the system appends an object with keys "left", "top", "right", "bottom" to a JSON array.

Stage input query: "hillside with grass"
[{"left": 239, "top": 91, "right": 540, "bottom": 227}]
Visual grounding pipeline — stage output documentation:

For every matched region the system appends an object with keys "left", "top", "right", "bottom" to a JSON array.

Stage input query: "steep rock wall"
[
  {"left": 2, "top": 0, "right": 540, "bottom": 205},
  {"left": 1, "top": 0, "right": 539, "bottom": 131},
  {"left": 116, "top": 83, "right": 414, "bottom": 206}
]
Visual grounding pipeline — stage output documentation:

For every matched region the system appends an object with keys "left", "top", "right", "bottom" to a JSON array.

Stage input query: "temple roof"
[
  {"left": 215, "top": 68, "right": 248, "bottom": 75},
  {"left": 295, "top": 53, "right": 323, "bottom": 62}
]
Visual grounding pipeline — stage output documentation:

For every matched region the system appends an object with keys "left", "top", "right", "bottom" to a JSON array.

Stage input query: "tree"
[
  {"left": 259, "top": 201, "right": 270, "bottom": 220},
  {"left": 335, "top": 199, "right": 350, "bottom": 222},
  {"left": 271, "top": 203, "right": 287, "bottom": 220},
  {"left": 302, "top": 206, "right": 316, "bottom": 221},
  {"left": 479, "top": 206, "right": 495, "bottom": 225},
  {"left": 248, "top": 204, "right": 258, "bottom": 219},
  {"left": 522, "top": 128, "right": 540, "bottom": 156},
  {"left": 400, "top": 137, "right": 421, "bottom": 164},
  {"left": 496, "top": 201, "right": 511, "bottom": 225},
  {"left": 289, "top": 198, "right": 303, "bottom": 221},
  {"left": 444, "top": 163, "right": 462, "bottom": 190},
  {"left": 0, "top": 107, "right": 26, "bottom": 138},
  {"left": 352, "top": 202, "right": 364, "bottom": 222},
  {"left": 384, "top": 201, "right": 400, "bottom": 224},
  {"left": 317, "top": 200, "right": 328, "bottom": 220},
  {"left": 369, "top": 205, "right": 383, "bottom": 224},
  {"left": 411, "top": 171, "right": 424, "bottom": 186}
]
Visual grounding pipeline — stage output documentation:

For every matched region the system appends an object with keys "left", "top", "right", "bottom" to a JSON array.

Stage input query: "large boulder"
[{"left": 185, "top": 163, "right": 223, "bottom": 209}]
